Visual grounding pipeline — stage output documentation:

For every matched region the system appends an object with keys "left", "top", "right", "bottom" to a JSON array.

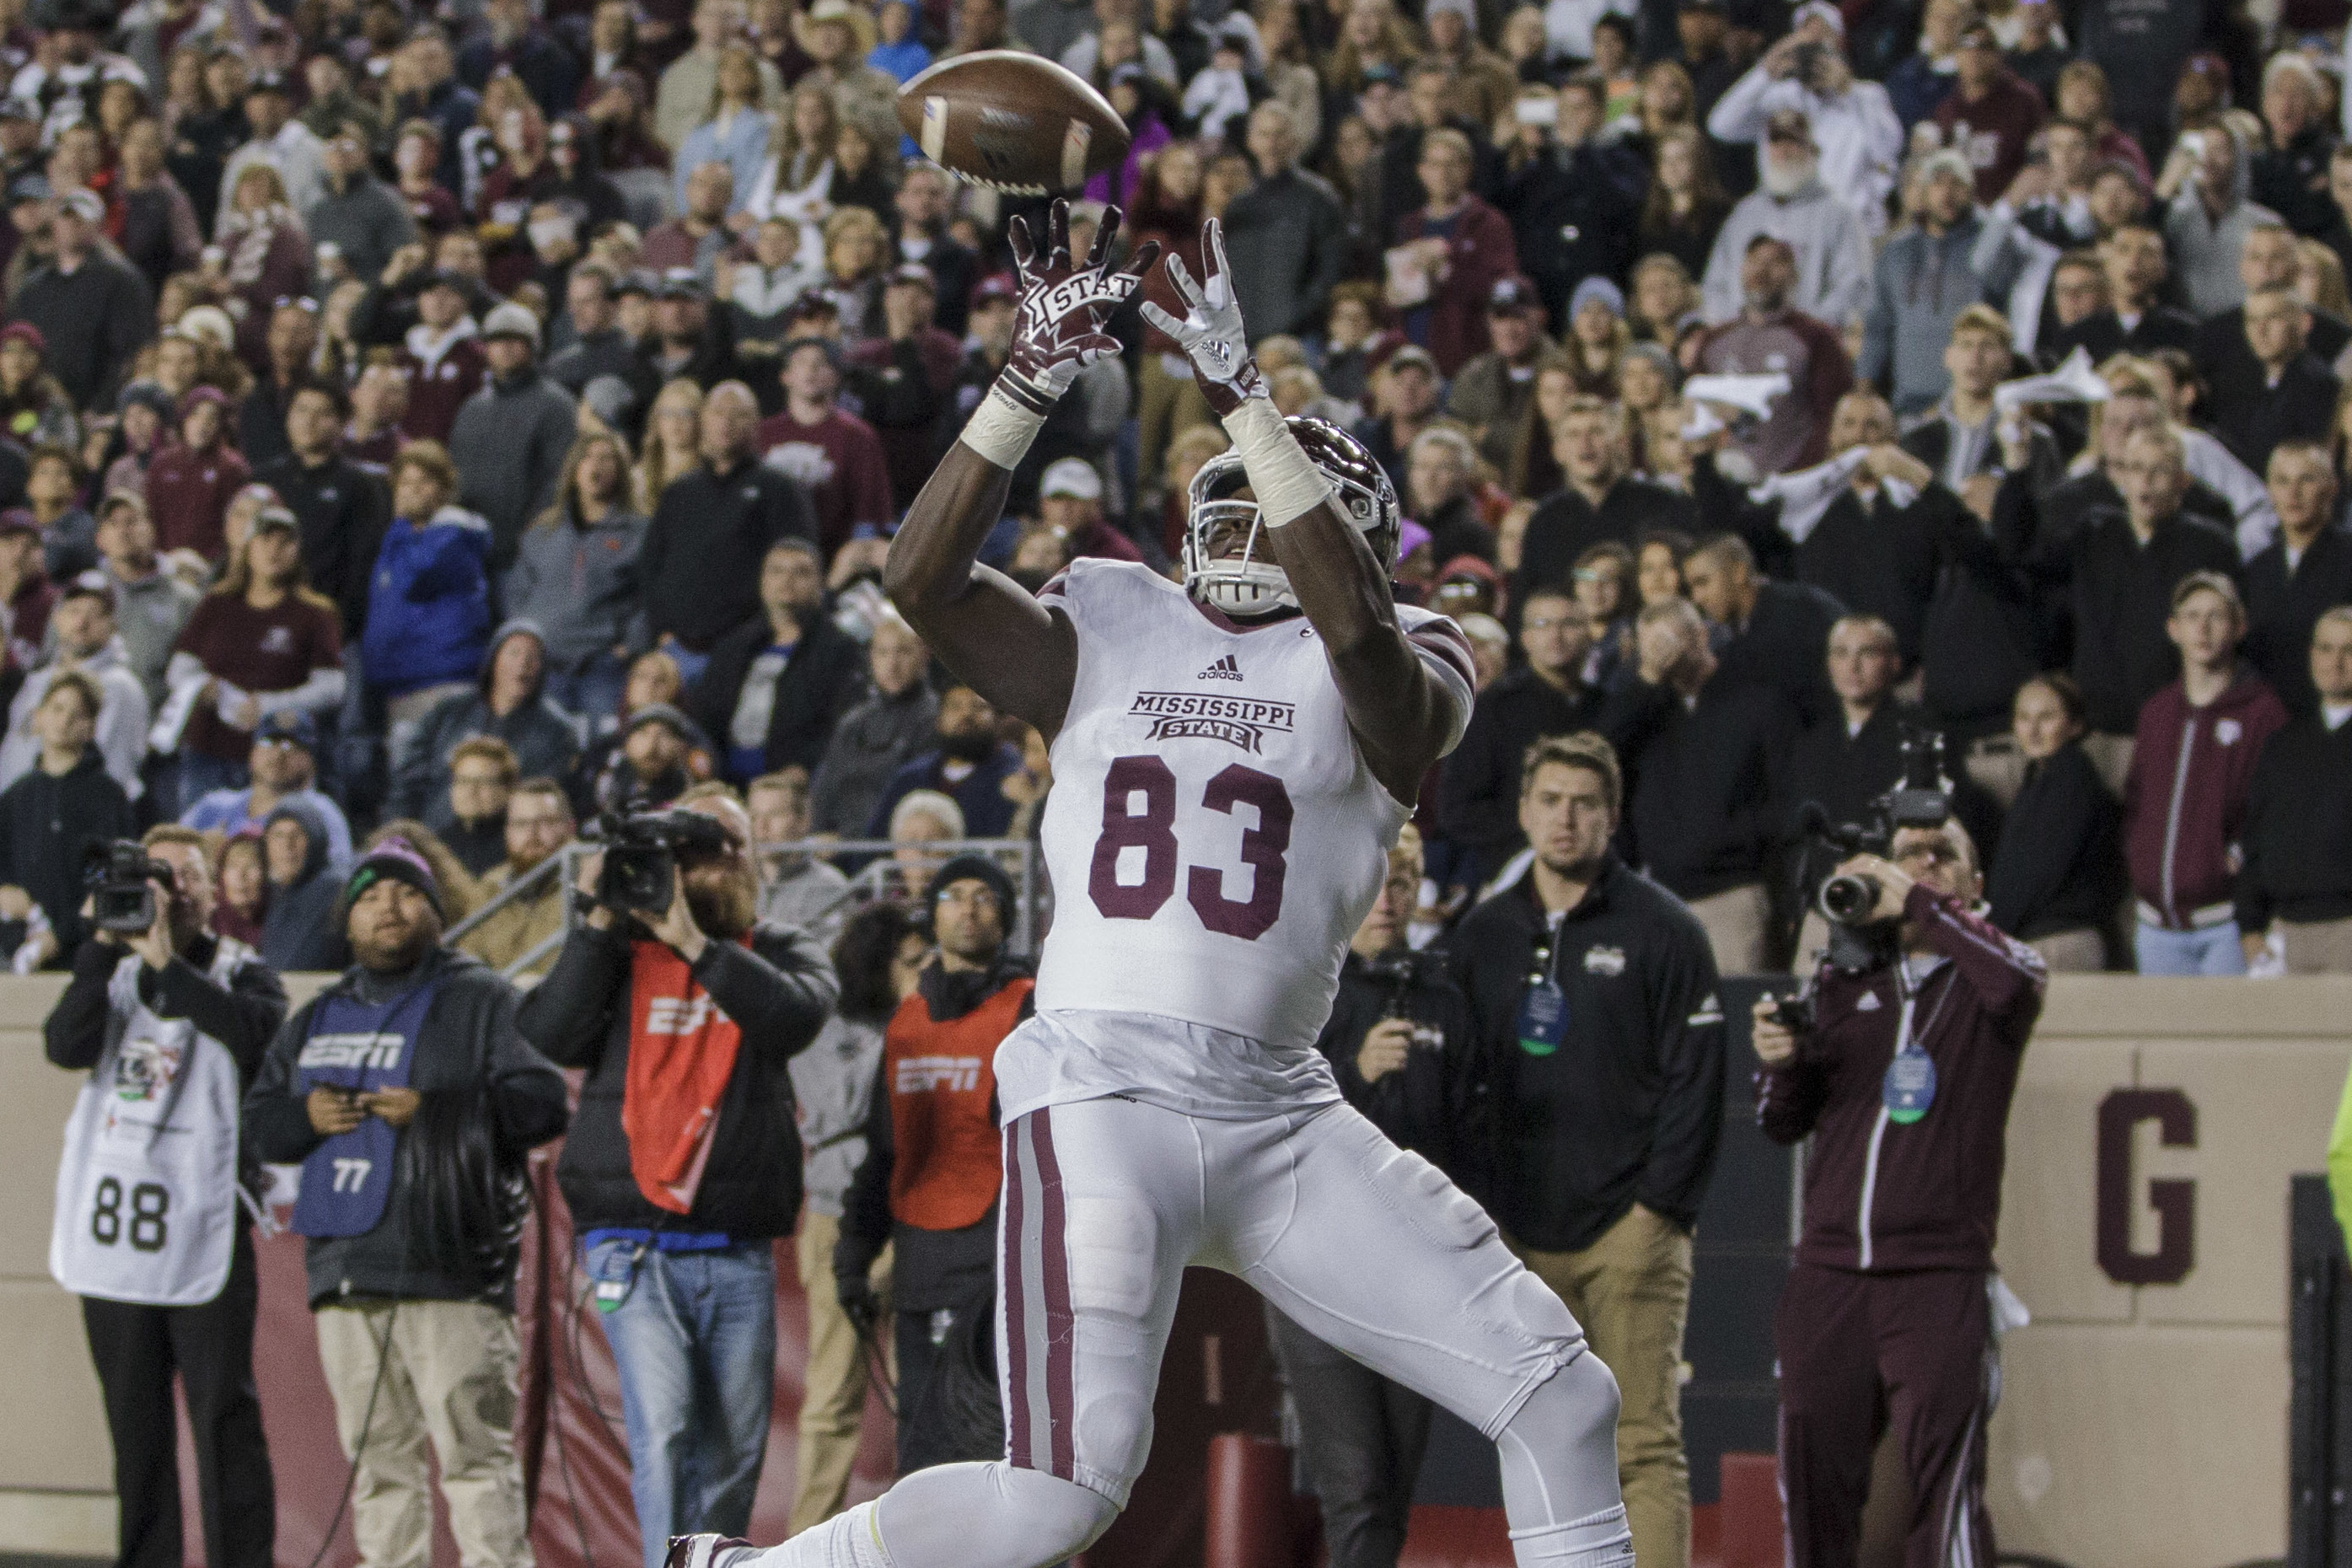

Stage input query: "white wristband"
[
  {"left": 1224, "top": 395, "right": 1331, "bottom": 529},
  {"left": 958, "top": 385, "right": 1047, "bottom": 470}
]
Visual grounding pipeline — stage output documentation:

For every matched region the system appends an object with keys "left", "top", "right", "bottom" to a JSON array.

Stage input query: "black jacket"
[
  {"left": 2236, "top": 713, "right": 2352, "bottom": 931},
  {"left": 8, "top": 252, "right": 154, "bottom": 409},
  {"left": 546, "top": 326, "right": 661, "bottom": 433},
  {"left": 1515, "top": 477, "right": 1697, "bottom": 609},
  {"left": 1319, "top": 944, "right": 1488, "bottom": 1195},
  {"left": 1792, "top": 482, "right": 1952, "bottom": 668},
  {"left": 2208, "top": 351, "right": 2339, "bottom": 476},
  {"left": 244, "top": 947, "right": 569, "bottom": 1307},
  {"left": 254, "top": 451, "right": 392, "bottom": 642},
  {"left": 2245, "top": 526, "right": 2352, "bottom": 717},
  {"left": 641, "top": 459, "right": 818, "bottom": 652},
  {"left": 1602, "top": 670, "right": 1794, "bottom": 899},
  {"left": 2069, "top": 509, "right": 2242, "bottom": 733},
  {"left": 836, "top": 955, "right": 1032, "bottom": 1315},
  {"left": 690, "top": 611, "right": 867, "bottom": 779},
  {"left": 2044, "top": 305, "right": 2199, "bottom": 365},
  {"left": 1919, "top": 470, "right": 2048, "bottom": 739},
  {"left": 1500, "top": 140, "right": 1646, "bottom": 328},
  {"left": 1436, "top": 665, "right": 1600, "bottom": 887},
  {"left": 517, "top": 917, "right": 837, "bottom": 1239},
  {"left": 1453, "top": 856, "right": 1726, "bottom": 1251},
  {"left": 1715, "top": 577, "right": 1845, "bottom": 729},
  {"left": 0, "top": 751, "right": 137, "bottom": 957},
  {"left": 1986, "top": 740, "right": 2124, "bottom": 941}
]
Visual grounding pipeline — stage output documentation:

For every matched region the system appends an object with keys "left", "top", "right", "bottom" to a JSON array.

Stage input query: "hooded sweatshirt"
[
  {"left": 362, "top": 503, "right": 493, "bottom": 697},
  {"left": 2123, "top": 668, "right": 2288, "bottom": 929},
  {"left": 390, "top": 619, "right": 585, "bottom": 824},
  {"left": 2164, "top": 133, "right": 2282, "bottom": 318},
  {"left": 1701, "top": 174, "right": 1877, "bottom": 328},
  {"left": 447, "top": 363, "right": 579, "bottom": 571},
  {"left": 258, "top": 798, "right": 350, "bottom": 972}
]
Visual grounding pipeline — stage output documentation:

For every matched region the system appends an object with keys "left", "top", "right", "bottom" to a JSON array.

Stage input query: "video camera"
[
  {"left": 1798, "top": 728, "right": 1954, "bottom": 971},
  {"left": 83, "top": 840, "right": 177, "bottom": 935},
  {"left": 584, "top": 805, "right": 736, "bottom": 916}
]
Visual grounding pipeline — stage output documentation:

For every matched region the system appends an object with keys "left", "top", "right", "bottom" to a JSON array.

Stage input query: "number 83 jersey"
[{"left": 1011, "top": 559, "right": 1474, "bottom": 1119}]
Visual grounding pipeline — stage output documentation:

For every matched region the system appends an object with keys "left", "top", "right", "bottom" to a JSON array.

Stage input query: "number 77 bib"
[{"left": 291, "top": 980, "right": 443, "bottom": 1239}]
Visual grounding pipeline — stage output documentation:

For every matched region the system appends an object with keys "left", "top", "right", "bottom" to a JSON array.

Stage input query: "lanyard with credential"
[
  {"left": 1883, "top": 961, "right": 1954, "bottom": 1125},
  {"left": 1516, "top": 916, "right": 1569, "bottom": 1058}
]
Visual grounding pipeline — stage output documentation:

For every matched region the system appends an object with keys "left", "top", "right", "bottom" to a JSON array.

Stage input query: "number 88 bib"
[{"left": 50, "top": 951, "right": 250, "bottom": 1307}]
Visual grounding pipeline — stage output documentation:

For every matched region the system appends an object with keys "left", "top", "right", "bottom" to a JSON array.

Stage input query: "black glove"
[{"left": 838, "top": 1274, "right": 882, "bottom": 1334}]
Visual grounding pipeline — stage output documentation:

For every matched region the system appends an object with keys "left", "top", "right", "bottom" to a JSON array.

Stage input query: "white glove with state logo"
[
  {"left": 996, "top": 200, "right": 1158, "bottom": 415},
  {"left": 1140, "top": 217, "right": 1269, "bottom": 417}
]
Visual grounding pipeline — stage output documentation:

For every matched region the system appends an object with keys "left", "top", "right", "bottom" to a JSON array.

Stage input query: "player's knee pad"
[
  {"left": 997, "top": 1468, "right": 1120, "bottom": 1561},
  {"left": 871, "top": 1463, "right": 1119, "bottom": 1568},
  {"left": 1512, "top": 1343, "right": 1622, "bottom": 1456},
  {"left": 1496, "top": 1349, "right": 1625, "bottom": 1537}
]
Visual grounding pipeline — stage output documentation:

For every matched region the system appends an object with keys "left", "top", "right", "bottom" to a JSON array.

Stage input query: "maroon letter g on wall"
[{"left": 2096, "top": 1088, "right": 2196, "bottom": 1285}]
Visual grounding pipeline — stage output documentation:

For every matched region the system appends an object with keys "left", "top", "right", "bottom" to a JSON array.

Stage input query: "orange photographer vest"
[{"left": 883, "top": 977, "right": 1033, "bottom": 1232}]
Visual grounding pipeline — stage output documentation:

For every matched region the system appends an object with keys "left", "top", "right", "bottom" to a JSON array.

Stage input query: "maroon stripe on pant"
[
  {"left": 1033, "top": 1105, "right": 1077, "bottom": 1480},
  {"left": 1001, "top": 1119, "right": 1031, "bottom": 1465}
]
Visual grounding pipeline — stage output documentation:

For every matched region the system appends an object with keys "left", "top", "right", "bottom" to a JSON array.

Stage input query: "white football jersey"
[{"left": 1001, "top": 559, "right": 1474, "bottom": 1120}]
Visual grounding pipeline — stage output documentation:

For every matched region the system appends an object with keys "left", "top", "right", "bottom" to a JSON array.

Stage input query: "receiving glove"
[
  {"left": 1139, "top": 217, "right": 1269, "bottom": 417},
  {"left": 996, "top": 199, "right": 1160, "bottom": 415}
]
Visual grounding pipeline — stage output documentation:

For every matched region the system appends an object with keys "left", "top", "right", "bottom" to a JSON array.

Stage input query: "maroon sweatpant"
[{"left": 1774, "top": 1264, "right": 1995, "bottom": 1568}]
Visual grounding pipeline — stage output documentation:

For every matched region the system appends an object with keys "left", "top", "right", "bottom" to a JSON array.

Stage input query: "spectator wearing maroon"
[
  {"left": 1386, "top": 128, "right": 1517, "bottom": 378},
  {"left": 1034, "top": 459, "right": 1141, "bottom": 564},
  {"left": 143, "top": 387, "right": 250, "bottom": 562},
  {"left": 392, "top": 121, "right": 465, "bottom": 239},
  {"left": 0, "top": 320, "right": 73, "bottom": 451},
  {"left": 160, "top": 508, "right": 346, "bottom": 813},
  {"left": 395, "top": 269, "right": 486, "bottom": 443},
  {"left": 754, "top": 336, "right": 892, "bottom": 556},
  {"left": 0, "top": 508, "right": 54, "bottom": 674},
  {"left": 344, "top": 358, "right": 410, "bottom": 471},
  {"left": 1691, "top": 235, "right": 1854, "bottom": 475},
  {"left": 2123, "top": 572, "right": 2287, "bottom": 975},
  {"left": 1930, "top": 20, "right": 2045, "bottom": 204},
  {"left": 848, "top": 264, "right": 961, "bottom": 499}
]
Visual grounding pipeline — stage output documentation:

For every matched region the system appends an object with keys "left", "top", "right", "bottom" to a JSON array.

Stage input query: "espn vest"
[
  {"left": 50, "top": 943, "right": 257, "bottom": 1307},
  {"left": 883, "top": 976, "right": 1031, "bottom": 1232}
]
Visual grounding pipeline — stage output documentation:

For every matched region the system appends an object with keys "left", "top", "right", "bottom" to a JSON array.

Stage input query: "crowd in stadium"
[{"left": 0, "top": 0, "right": 2336, "bottom": 979}]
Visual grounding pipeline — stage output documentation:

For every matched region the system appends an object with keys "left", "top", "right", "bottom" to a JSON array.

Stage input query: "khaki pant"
[
  {"left": 2283, "top": 916, "right": 2352, "bottom": 975},
  {"left": 314, "top": 1300, "right": 532, "bottom": 1568},
  {"left": 1512, "top": 1206, "right": 1696, "bottom": 1568},
  {"left": 1688, "top": 883, "right": 1771, "bottom": 975},
  {"left": 788, "top": 1212, "right": 894, "bottom": 1536},
  {"left": 2030, "top": 926, "right": 2108, "bottom": 972}
]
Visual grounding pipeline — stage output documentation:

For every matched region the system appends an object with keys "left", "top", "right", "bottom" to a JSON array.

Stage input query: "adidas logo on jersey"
[
  {"left": 1196, "top": 653, "right": 1243, "bottom": 681},
  {"left": 897, "top": 1055, "right": 983, "bottom": 1093}
]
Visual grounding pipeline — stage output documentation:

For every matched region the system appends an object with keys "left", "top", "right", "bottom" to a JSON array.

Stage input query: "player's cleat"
[{"left": 664, "top": 1533, "right": 754, "bottom": 1568}]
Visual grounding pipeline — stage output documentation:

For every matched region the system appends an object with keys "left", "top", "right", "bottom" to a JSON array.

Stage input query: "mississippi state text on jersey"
[{"left": 1026, "top": 557, "right": 1474, "bottom": 1056}]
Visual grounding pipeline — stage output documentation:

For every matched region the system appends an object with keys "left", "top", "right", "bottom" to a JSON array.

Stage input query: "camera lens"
[{"left": 1819, "top": 873, "right": 1878, "bottom": 923}]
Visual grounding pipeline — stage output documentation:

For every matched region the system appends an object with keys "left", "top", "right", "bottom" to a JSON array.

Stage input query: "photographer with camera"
[
  {"left": 834, "top": 855, "right": 1030, "bottom": 1479},
  {"left": 243, "top": 837, "right": 569, "bottom": 1568},
  {"left": 1263, "top": 823, "right": 1489, "bottom": 1568},
  {"left": 45, "top": 826, "right": 287, "bottom": 1568},
  {"left": 514, "top": 783, "right": 837, "bottom": 1568},
  {"left": 1752, "top": 812, "right": 2047, "bottom": 1568},
  {"left": 1453, "top": 734, "right": 1726, "bottom": 1568}
]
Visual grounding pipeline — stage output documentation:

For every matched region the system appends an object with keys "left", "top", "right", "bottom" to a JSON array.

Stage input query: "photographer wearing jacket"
[
  {"left": 1453, "top": 733, "right": 1726, "bottom": 1568},
  {"left": 1264, "top": 824, "right": 1485, "bottom": 1568},
  {"left": 244, "top": 838, "right": 569, "bottom": 1568},
  {"left": 835, "top": 855, "right": 1031, "bottom": 1478},
  {"left": 46, "top": 826, "right": 287, "bottom": 1568},
  {"left": 1752, "top": 816, "right": 2047, "bottom": 1568},
  {"left": 515, "top": 783, "right": 837, "bottom": 1568}
]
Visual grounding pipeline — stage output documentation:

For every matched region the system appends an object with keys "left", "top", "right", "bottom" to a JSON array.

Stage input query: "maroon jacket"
[
  {"left": 397, "top": 330, "right": 487, "bottom": 444},
  {"left": 1931, "top": 68, "right": 2047, "bottom": 203},
  {"left": 2123, "top": 669, "right": 2287, "bottom": 928},
  {"left": 1390, "top": 195, "right": 1518, "bottom": 378},
  {"left": 1756, "top": 886, "right": 2046, "bottom": 1273},
  {"left": 144, "top": 438, "right": 251, "bottom": 561}
]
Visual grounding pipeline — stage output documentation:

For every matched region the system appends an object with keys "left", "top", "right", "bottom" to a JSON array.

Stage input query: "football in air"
[{"left": 896, "top": 51, "right": 1131, "bottom": 196}]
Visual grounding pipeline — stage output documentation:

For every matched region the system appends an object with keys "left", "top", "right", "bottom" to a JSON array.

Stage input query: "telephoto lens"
[{"left": 1818, "top": 872, "right": 1881, "bottom": 924}]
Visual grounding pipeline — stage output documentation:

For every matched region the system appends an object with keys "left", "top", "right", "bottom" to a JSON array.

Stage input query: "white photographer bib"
[{"left": 50, "top": 944, "right": 254, "bottom": 1306}]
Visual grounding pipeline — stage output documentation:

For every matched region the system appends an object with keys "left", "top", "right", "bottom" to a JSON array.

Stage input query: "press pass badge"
[
  {"left": 1882, "top": 1042, "right": 1936, "bottom": 1124},
  {"left": 1517, "top": 977, "right": 1566, "bottom": 1057},
  {"left": 590, "top": 1242, "right": 643, "bottom": 1313}
]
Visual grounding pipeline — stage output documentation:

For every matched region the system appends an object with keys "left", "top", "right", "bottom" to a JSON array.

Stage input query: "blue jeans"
[
  {"left": 585, "top": 1239, "right": 777, "bottom": 1568},
  {"left": 2133, "top": 920, "right": 2247, "bottom": 975},
  {"left": 543, "top": 651, "right": 631, "bottom": 734}
]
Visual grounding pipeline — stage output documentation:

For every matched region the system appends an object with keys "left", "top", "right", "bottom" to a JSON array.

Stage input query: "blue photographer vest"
[{"left": 291, "top": 979, "right": 443, "bottom": 1238}]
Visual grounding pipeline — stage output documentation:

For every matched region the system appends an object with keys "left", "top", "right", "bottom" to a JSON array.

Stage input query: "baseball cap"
[
  {"left": 251, "top": 504, "right": 299, "bottom": 538},
  {"left": 1487, "top": 276, "right": 1540, "bottom": 316},
  {"left": 969, "top": 272, "right": 1018, "bottom": 309},
  {"left": 56, "top": 186, "right": 102, "bottom": 223},
  {"left": 657, "top": 267, "right": 706, "bottom": 302},
  {"left": 1039, "top": 458, "right": 1103, "bottom": 501},
  {"left": 1384, "top": 344, "right": 1438, "bottom": 376},
  {"left": 58, "top": 569, "right": 115, "bottom": 610},
  {"left": 255, "top": 708, "right": 318, "bottom": 751},
  {"left": 615, "top": 267, "right": 658, "bottom": 299},
  {"left": 885, "top": 260, "right": 937, "bottom": 291},
  {"left": 1790, "top": 0, "right": 1844, "bottom": 34},
  {"left": 0, "top": 321, "right": 43, "bottom": 355},
  {"left": 481, "top": 300, "right": 541, "bottom": 346}
]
